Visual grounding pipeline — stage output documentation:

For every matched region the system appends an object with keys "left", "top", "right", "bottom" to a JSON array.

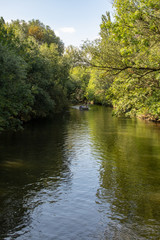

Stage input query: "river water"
[{"left": 0, "top": 106, "right": 160, "bottom": 239}]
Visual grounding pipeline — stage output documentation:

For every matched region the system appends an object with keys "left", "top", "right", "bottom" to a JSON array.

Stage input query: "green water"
[{"left": 0, "top": 106, "right": 160, "bottom": 239}]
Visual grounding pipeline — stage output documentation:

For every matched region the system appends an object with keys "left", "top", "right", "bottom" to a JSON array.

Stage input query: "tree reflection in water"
[
  {"left": 88, "top": 107, "right": 160, "bottom": 239},
  {"left": 0, "top": 106, "right": 160, "bottom": 239},
  {"left": 0, "top": 116, "right": 72, "bottom": 239}
]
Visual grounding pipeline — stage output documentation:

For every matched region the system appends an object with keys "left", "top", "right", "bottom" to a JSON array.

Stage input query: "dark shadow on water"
[{"left": 0, "top": 112, "right": 72, "bottom": 239}]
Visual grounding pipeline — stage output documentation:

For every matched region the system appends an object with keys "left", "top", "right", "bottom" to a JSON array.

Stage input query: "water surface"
[{"left": 0, "top": 106, "right": 160, "bottom": 239}]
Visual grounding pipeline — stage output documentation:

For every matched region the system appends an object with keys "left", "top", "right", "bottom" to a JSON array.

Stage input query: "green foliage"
[
  {"left": 7, "top": 19, "right": 64, "bottom": 55},
  {"left": 70, "top": 66, "right": 90, "bottom": 103},
  {"left": 0, "top": 18, "right": 72, "bottom": 131},
  {"left": 76, "top": 0, "right": 160, "bottom": 121},
  {"left": 0, "top": 43, "right": 33, "bottom": 130},
  {"left": 86, "top": 69, "right": 112, "bottom": 105},
  {"left": 1, "top": 0, "right": 160, "bottom": 131}
]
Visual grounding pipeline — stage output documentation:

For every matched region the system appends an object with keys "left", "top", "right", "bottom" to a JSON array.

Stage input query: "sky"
[{"left": 0, "top": 0, "right": 113, "bottom": 47}]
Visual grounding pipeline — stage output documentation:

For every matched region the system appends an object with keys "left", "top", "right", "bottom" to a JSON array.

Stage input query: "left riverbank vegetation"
[
  {"left": 0, "top": 18, "right": 77, "bottom": 131},
  {"left": 1, "top": 0, "right": 160, "bottom": 131}
]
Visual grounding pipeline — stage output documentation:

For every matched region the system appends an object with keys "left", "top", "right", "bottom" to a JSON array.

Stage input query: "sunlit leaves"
[
  {"left": 28, "top": 26, "right": 43, "bottom": 41},
  {"left": 77, "top": 0, "right": 160, "bottom": 120}
]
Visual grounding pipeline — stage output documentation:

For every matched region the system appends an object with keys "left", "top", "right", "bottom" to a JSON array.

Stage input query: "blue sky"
[{"left": 0, "top": 0, "right": 113, "bottom": 47}]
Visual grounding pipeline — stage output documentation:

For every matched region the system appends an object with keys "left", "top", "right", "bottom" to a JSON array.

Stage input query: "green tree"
[
  {"left": 78, "top": 0, "right": 160, "bottom": 120},
  {"left": 0, "top": 18, "right": 72, "bottom": 131},
  {"left": 0, "top": 43, "right": 33, "bottom": 130}
]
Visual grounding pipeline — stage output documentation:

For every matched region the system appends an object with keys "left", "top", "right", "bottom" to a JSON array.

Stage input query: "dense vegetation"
[
  {"left": 0, "top": 0, "right": 160, "bottom": 131},
  {"left": 71, "top": 0, "right": 160, "bottom": 121},
  {"left": 0, "top": 18, "right": 76, "bottom": 131}
]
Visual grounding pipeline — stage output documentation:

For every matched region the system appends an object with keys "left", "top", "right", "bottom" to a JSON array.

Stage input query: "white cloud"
[
  {"left": 55, "top": 30, "right": 60, "bottom": 37},
  {"left": 60, "top": 27, "right": 76, "bottom": 33}
]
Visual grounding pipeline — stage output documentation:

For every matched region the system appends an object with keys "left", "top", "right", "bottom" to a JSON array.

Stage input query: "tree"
[
  {"left": 76, "top": 0, "right": 160, "bottom": 120},
  {"left": 0, "top": 43, "right": 33, "bottom": 130},
  {"left": 0, "top": 18, "right": 72, "bottom": 131}
]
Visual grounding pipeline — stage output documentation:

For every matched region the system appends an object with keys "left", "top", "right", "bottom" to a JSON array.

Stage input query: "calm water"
[{"left": 0, "top": 106, "right": 160, "bottom": 240}]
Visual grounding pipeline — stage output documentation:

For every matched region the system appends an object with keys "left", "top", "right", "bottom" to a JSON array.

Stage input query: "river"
[{"left": 0, "top": 106, "right": 160, "bottom": 239}]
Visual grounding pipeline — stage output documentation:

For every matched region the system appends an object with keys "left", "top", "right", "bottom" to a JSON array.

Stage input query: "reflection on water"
[{"left": 0, "top": 106, "right": 160, "bottom": 239}]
